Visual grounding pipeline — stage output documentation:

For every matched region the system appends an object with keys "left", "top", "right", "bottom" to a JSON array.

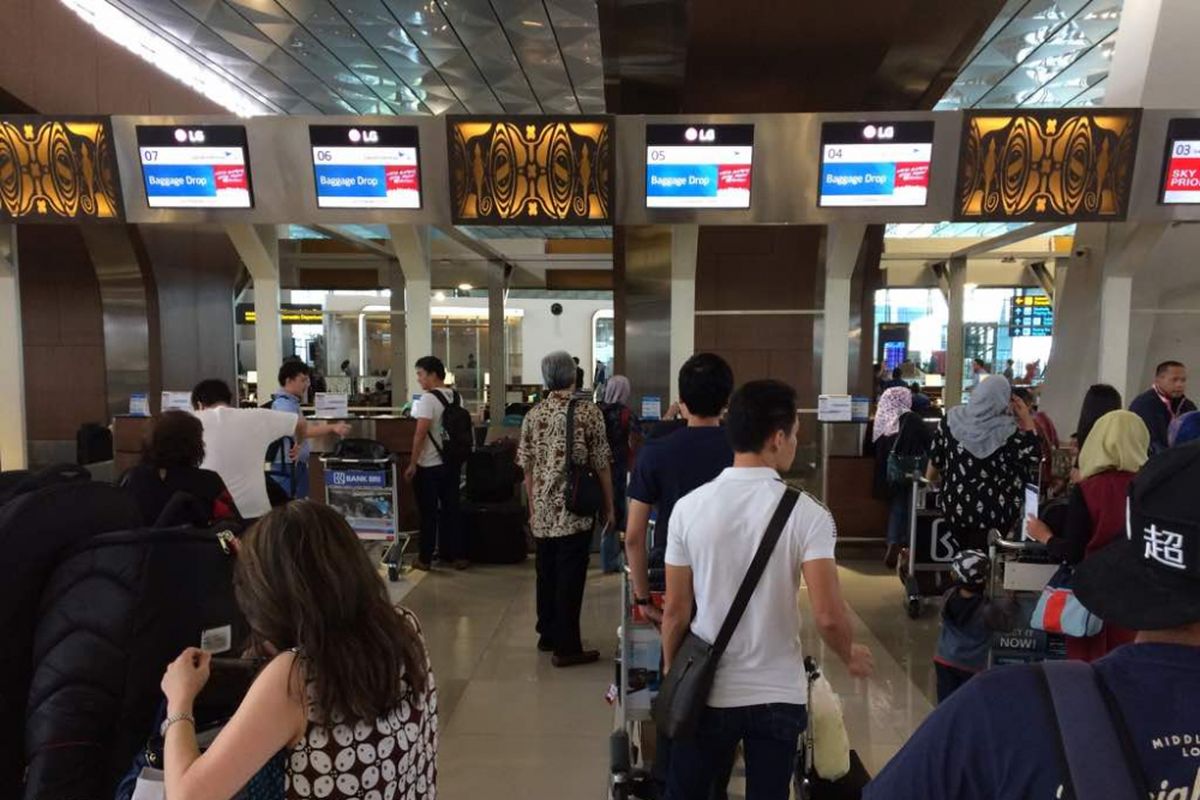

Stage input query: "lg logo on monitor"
[
  {"left": 348, "top": 128, "right": 380, "bottom": 144},
  {"left": 862, "top": 125, "right": 896, "bottom": 141},
  {"left": 173, "top": 128, "right": 206, "bottom": 144},
  {"left": 685, "top": 127, "right": 716, "bottom": 143}
]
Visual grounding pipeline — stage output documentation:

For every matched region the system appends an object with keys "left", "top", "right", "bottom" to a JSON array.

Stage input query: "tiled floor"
[{"left": 398, "top": 558, "right": 938, "bottom": 799}]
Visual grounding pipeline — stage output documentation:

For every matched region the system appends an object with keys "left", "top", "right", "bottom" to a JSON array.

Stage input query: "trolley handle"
[{"left": 989, "top": 528, "right": 1049, "bottom": 553}]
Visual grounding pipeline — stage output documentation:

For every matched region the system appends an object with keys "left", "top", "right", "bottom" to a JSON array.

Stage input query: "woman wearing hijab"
[
  {"left": 927, "top": 376, "right": 1041, "bottom": 551},
  {"left": 1027, "top": 410, "right": 1149, "bottom": 661},
  {"left": 874, "top": 387, "right": 914, "bottom": 567},
  {"left": 599, "top": 376, "right": 637, "bottom": 574},
  {"left": 1168, "top": 409, "right": 1200, "bottom": 448}
]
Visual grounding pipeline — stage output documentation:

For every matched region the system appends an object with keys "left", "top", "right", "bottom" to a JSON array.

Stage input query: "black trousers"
[
  {"left": 415, "top": 463, "right": 464, "bottom": 562},
  {"left": 535, "top": 529, "right": 592, "bottom": 656}
]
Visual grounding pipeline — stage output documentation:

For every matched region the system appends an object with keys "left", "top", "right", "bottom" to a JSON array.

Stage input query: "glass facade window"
[{"left": 874, "top": 286, "right": 1053, "bottom": 401}]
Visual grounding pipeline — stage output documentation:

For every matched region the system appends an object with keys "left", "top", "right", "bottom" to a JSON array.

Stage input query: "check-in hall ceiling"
[
  {"left": 934, "top": 0, "right": 1125, "bottom": 110},
  {"left": 102, "top": 0, "right": 605, "bottom": 115},
  {"left": 599, "top": 0, "right": 1011, "bottom": 112}
]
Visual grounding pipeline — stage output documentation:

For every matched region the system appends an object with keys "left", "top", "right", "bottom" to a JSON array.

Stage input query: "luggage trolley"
[
  {"left": 609, "top": 564, "right": 661, "bottom": 799},
  {"left": 320, "top": 438, "right": 413, "bottom": 581},
  {"left": 987, "top": 530, "right": 1066, "bottom": 666},
  {"left": 900, "top": 476, "right": 955, "bottom": 619}
]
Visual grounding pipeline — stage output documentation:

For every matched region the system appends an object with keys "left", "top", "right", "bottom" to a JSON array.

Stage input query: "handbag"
[
  {"left": 563, "top": 399, "right": 603, "bottom": 516},
  {"left": 886, "top": 452, "right": 927, "bottom": 491},
  {"left": 652, "top": 487, "right": 800, "bottom": 740},
  {"left": 1031, "top": 564, "right": 1103, "bottom": 638},
  {"left": 115, "top": 658, "right": 284, "bottom": 800}
]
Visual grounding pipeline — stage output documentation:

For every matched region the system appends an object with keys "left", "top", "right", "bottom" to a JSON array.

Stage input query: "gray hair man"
[{"left": 517, "top": 350, "right": 615, "bottom": 667}]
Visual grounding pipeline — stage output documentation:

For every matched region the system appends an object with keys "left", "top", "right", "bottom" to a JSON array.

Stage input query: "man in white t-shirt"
[
  {"left": 662, "top": 379, "right": 874, "bottom": 800},
  {"left": 190, "top": 379, "right": 348, "bottom": 520},
  {"left": 405, "top": 356, "right": 467, "bottom": 571}
]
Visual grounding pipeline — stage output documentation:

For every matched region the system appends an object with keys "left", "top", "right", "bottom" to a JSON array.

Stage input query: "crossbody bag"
[
  {"left": 563, "top": 399, "right": 604, "bottom": 516},
  {"left": 653, "top": 487, "right": 801, "bottom": 740}
]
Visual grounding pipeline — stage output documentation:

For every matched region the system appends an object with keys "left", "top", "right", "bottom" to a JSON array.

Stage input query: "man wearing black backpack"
[{"left": 406, "top": 356, "right": 472, "bottom": 571}]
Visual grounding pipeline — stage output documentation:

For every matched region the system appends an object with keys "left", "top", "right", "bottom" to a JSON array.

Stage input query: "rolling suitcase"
[
  {"left": 464, "top": 501, "right": 528, "bottom": 564},
  {"left": 465, "top": 442, "right": 521, "bottom": 503}
]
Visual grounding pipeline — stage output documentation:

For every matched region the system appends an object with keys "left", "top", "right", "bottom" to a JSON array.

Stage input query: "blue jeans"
[
  {"left": 887, "top": 490, "right": 910, "bottom": 546},
  {"left": 601, "top": 462, "right": 628, "bottom": 573},
  {"left": 666, "top": 704, "right": 808, "bottom": 800}
]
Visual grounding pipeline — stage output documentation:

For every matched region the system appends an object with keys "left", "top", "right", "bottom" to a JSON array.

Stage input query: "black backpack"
[{"left": 429, "top": 389, "right": 474, "bottom": 466}]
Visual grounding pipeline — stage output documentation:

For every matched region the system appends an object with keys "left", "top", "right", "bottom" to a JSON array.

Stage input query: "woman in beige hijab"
[{"left": 1027, "top": 410, "right": 1149, "bottom": 661}]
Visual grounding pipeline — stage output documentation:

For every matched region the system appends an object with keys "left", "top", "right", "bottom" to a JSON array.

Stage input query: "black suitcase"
[
  {"left": 465, "top": 442, "right": 521, "bottom": 503},
  {"left": 465, "top": 501, "right": 528, "bottom": 564},
  {"left": 76, "top": 423, "right": 113, "bottom": 465}
]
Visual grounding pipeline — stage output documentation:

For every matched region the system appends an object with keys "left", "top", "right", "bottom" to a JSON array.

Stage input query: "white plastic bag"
[
  {"left": 131, "top": 767, "right": 164, "bottom": 800},
  {"left": 809, "top": 673, "right": 851, "bottom": 781}
]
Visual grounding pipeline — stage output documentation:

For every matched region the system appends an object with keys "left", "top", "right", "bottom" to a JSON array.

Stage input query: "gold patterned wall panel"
[
  {"left": 448, "top": 117, "right": 612, "bottom": 224},
  {"left": 955, "top": 110, "right": 1140, "bottom": 222},
  {"left": 0, "top": 117, "right": 123, "bottom": 222}
]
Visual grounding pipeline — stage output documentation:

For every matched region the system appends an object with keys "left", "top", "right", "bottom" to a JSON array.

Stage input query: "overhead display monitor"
[
  {"left": 818, "top": 121, "right": 934, "bottom": 207},
  {"left": 645, "top": 124, "right": 754, "bottom": 209},
  {"left": 135, "top": 125, "right": 253, "bottom": 209},
  {"left": 309, "top": 125, "right": 421, "bottom": 209},
  {"left": 1161, "top": 118, "right": 1200, "bottom": 204}
]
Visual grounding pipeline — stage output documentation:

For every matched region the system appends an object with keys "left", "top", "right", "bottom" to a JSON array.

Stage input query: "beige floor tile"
[
  {"left": 437, "top": 733, "right": 609, "bottom": 800},
  {"left": 444, "top": 677, "right": 616, "bottom": 738},
  {"left": 397, "top": 554, "right": 937, "bottom": 797}
]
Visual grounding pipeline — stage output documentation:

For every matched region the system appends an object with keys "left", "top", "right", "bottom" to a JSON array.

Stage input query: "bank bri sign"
[{"left": 325, "top": 469, "right": 388, "bottom": 488}]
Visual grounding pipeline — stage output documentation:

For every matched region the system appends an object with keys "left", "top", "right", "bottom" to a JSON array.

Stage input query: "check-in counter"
[
  {"left": 113, "top": 414, "right": 153, "bottom": 477},
  {"left": 821, "top": 422, "right": 888, "bottom": 543}
]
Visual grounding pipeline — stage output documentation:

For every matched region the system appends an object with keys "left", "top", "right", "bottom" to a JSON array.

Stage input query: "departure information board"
[
  {"left": 1161, "top": 118, "right": 1200, "bottom": 204},
  {"left": 309, "top": 125, "right": 421, "bottom": 209},
  {"left": 819, "top": 121, "right": 934, "bottom": 207},
  {"left": 136, "top": 125, "right": 253, "bottom": 208},
  {"left": 645, "top": 124, "right": 754, "bottom": 208}
]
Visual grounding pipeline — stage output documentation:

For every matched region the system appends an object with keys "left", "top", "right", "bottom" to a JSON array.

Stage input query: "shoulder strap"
[
  {"left": 1039, "top": 661, "right": 1147, "bottom": 800},
  {"left": 425, "top": 391, "right": 447, "bottom": 456},
  {"left": 711, "top": 486, "right": 801, "bottom": 656},
  {"left": 565, "top": 399, "right": 578, "bottom": 469},
  {"left": 431, "top": 389, "right": 451, "bottom": 409}
]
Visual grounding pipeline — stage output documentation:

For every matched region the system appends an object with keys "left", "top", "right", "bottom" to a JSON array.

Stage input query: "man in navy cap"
[{"left": 866, "top": 443, "right": 1200, "bottom": 800}]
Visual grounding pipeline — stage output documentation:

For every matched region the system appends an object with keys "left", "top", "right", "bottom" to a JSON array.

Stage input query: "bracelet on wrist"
[{"left": 160, "top": 711, "right": 196, "bottom": 738}]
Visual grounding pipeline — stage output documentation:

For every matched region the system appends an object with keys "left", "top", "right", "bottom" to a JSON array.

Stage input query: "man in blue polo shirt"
[
  {"left": 625, "top": 352, "right": 735, "bottom": 614},
  {"left": 624, "top": 352, "right": 735, "bottom": 798},
  {"left": 866, "top": 443, "right": 1200, "bottom": 800}
]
